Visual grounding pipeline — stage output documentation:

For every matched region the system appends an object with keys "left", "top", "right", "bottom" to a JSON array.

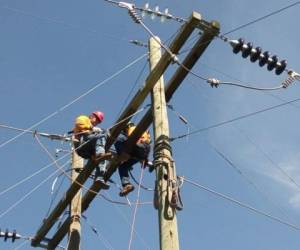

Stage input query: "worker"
[
  {"left": 71, "top": 111, "right": 110, "bottom": 189},
  {"left": 114, "top": 122, "right": 151, "bottom": 196}
]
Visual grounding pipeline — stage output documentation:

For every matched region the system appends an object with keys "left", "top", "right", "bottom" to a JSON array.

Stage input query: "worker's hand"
[{"left": 92, "top": 127, "right": 103, "bottom": 133}]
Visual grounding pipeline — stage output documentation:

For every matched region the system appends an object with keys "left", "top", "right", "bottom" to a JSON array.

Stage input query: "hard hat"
[{"left": 92, "top": 111, "right": 104, "bottom": 122}]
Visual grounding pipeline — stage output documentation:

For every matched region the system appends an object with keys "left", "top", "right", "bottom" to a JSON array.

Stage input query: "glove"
[{"left": 92, "top": 127, "right": 103, "bottom": 133}]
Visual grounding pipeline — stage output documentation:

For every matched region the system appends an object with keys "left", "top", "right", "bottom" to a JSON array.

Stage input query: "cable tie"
[{"left": 207, "top": 78, "right": 220, "bottom": 88}]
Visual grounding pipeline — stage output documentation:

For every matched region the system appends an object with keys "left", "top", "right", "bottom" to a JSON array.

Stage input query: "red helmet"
[{"left": 92, "top": 111, "right": 104, "bottom": 123}]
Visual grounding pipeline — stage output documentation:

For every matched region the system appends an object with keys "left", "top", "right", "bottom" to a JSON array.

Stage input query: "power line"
[
  {"left": 182, "top": 176, "right": 300, "bottom": 232},
  {"left": 113, "top": 2, "right": 291, "bottom": 92},
  {"left": 1, "top": 5, "right": 131, "bottom": 44},
  {"left": 222, "top": 1, "right": 300, "bottom": 35},
  {"left": 0, "top": 166, "right": 64, "bottom": 219},
  {"left": 34, "top": 124, "right": 152, "bottom": 207},
  {"left": 82, "top": 215, "right": 115, "bottom": 250},
  {"left": 0, "top": 53, "right": 147, "bottom": 150},
  {"left": 209, "top": 142, "right": 295, "bottom": 223},
  {"left": 115, "top": 61, "right": 148, "bottom": 119},
  {"left": 164, "top": 104, "right": 296, "bottom": 221},
  {"left": 233, "top": 126, "right": 300, "bottom": 191},
  {"left": 170, "top": 97, "right": 300, "bottom": 141},
  {"left": 0, "top": 158, "right": 68, "bottom": 198}
]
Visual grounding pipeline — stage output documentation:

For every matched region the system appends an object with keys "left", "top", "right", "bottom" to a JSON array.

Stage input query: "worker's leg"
[
  {"left": 95, "top": 135, "right": 107, "bottom": 173},
  {"left": 118, "top": 158, "right": 138, "bottom": 196},
  {"left": 114, "top": 134, "right": 127, "bottom": 155},
  {"left": 118, "top": 158, "right": 138, "bottom": 186},
  {"left": 91, "top": 134, "right": 110, "bottom": 189},
  {"left": 132, "top": 143, "right": 150, "bottom": 161}
]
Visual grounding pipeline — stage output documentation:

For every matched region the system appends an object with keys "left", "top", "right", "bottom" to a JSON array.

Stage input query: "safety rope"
[{"left": 128, "top": 165, "right": 145, "bottom": 250}]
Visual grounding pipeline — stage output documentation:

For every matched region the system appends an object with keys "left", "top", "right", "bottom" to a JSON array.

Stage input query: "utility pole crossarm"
[
  {"left": 31, "top": 159, "right": 97, "bottom": 247},
  {"left": 109, "top": 20, "right": 220, "bottom": 143},
  {"left": 33, "top": 11, "right": 220, "bottom": 250},
  {"left": 48, "top": 134, "right": 145, "bottom": 249},
  {"left": 105, "top": 12, "right": 202, "bottom": 150}
]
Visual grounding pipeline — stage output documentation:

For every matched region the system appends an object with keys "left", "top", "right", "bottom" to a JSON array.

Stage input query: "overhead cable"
[
  {"left": 207, "top": 78, "right": 285, "bottom": 91},
  {"left": 0, "top": 124, "right": 72, "bottom": 142},
  {"left": 170, "top": 97, "right": 300, "bottom": 141},
  {"left": 0, "top": 157, "right": 67, "bottom": 198},
  {"left": 0, "top": 53, "right": 147, "bottom": 150},
  {"left": 35, "top": 129, "right": 152, "bottom": 206},
  {"left": 222, "top": 1, "right": 300, "bottom": 36},
  {"left": 114, "top": 1, "right": 291, "bottom": 92},
  {"left": 210, "top": 143, "right": 294, "bottom": 222},
  {"left": 182, "top": 176, "right": 300, "bottom": 232},
  {"left": 2, "top": 5, "right": 130, "bottom": 44},
  {"left": 82, "top": 215, "right": 115, "bottom": 250},
  {"left": 0, "top": 167, "right": 64, "bottom": 219}
]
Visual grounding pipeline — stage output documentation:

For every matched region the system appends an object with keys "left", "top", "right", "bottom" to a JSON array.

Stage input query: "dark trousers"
[{"left": 114, "top": 134, "right": 150, "bottom": 186}]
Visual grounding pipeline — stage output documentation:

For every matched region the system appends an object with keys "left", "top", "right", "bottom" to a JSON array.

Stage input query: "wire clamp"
[{"left": 207, "top": 78, "right": 220, "bottom": 88}]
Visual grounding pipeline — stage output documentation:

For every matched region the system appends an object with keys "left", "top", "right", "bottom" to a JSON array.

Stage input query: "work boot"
[
  {"left": 119, "top": 183, "right": 135, "bottom": 197},
  {"left": 94, "top": 174, "right": 110, "bottom": 190}
]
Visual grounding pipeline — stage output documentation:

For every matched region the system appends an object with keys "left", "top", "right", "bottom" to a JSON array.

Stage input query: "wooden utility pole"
[
  {"left": 32, "top": 12, "right": 219, "bottom": 249},
  {"left": 149, "top": 36, "right": 179, "bottom": 250},
  {"left": 67, "top": 149, "right": 83, "bottom": 250}
]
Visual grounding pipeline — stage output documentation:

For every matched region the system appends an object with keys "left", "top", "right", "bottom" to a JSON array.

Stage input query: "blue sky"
[{"left": 1, "top": 0, "right": 300, "bottom": 249}]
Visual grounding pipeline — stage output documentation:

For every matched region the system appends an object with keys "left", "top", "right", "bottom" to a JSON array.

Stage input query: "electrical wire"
[
  {"left": 183, "top": 176, "right": 300, "bottom": 231},
  {"left": 12, "top": 239, "right": 29, "bottom": 250},
  {"left": 0, "top": 53, "right": 147, "bottom": 150},
  {"left": 0, "top": 156, "right": 68, "bottom": 197},
  {"left": 222, "top": 1, "right": 300, "bottom": 35},
  {"left": 209, "top": 142, "right": 295, "bottom": 223},
  {"left": 0, "top": 166, "right": 64, "bottom": 219},
  {"left": 45, "top": 173, "right": 67, "bottom": 218},
  {"left": 115, "top": 27, "right": 182, "bottom": 121},
  {"left": 233, "top": 126, "right": 300, "bottom": 192},
  {"left": 191, "top": 62, "right": 300, "bottom": 109},
  {"left": 122, "top": 6, "right": 288, "bottom": 92},
  {"left": 34, "top": 124, "right": 152, "bottom": 207},
  {"left": 208, "top": 79, "right": 284, "bottom": 91},
  {"left": 164, "top": 104, "right": 295, "bottom": 221},
  {"left": 182, "top": 176, "right": 300, "bottom": 231},
  {"left": 1, "top": 5, "right": 130, "bottom": 44},
  {"left": 170, "top": 96, "right": 300, "bottom": 141},
  {"left": 115, "top": 61, "right": 148, "bottom": 119},
  {"left": 82, "top": 215, "right": 115, "bottom": 250}
]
